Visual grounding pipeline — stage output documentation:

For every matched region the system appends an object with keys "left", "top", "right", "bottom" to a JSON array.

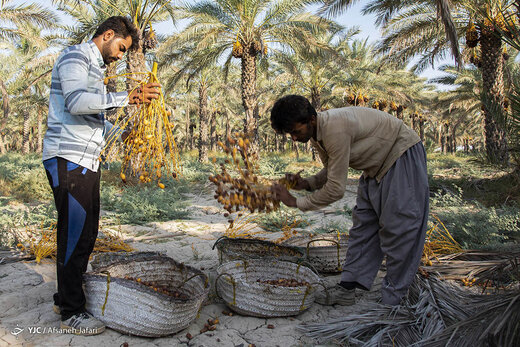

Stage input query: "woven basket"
[
  {"left": 212, "top": 236, "right": 306, "bottom": 264},
  {"left": 84, "top": 252, "right": 209, "bottom": 337},
  {"left": 215, "top": 259, "right": 323, "bottom": 317},
  {"left": 282, "top": 233, "right": 348, "bottom": 273}
]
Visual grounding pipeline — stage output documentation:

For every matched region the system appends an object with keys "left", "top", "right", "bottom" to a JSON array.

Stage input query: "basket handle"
[
  {"left": 100, "top": 270, "right": 111, "bottom": 316},
  {"left": 214, "top": 272, "right": 236, "bottom": 306},
  {"left": 306, "top": 238, "right": 342, "bottom": 271},
  {"left": 179, "top": 273, "right": 209, "bottom": 289},
  {"left": 309, "top": 281, "right": 329, "bottom": 305},
  {"left": 212, "top": 236, "right": 228, "bottom": 250},
  {"left": 294, "top": 258, "right": 319, "bottom": 275}
]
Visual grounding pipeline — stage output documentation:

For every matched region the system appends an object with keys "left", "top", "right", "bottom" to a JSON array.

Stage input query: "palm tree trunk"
[
  {"left": 189, "top": 124, "right": 195, "bottom": 150},
  {"left": 198, "top": 83, "right": 209, "bottom": 162},
  {"left": 241, "top": 46, "right": 258, "bottom": 151},
  {"left": 293, "top": 140, "right": 299, "bottom": 160},
  {"left": 126, "top": 31, "right": 147, "bottom": 90},
  {"left": 437, "top": 123, "right": 442, "bottom": 149},
  {"left": 480, "top": 24, "right": 508, "bottom": 163},
  {"left": 419, "top": 119, "right": 425, "bottom": 143},
  {"left": 210, "top": 110, "right": 217, "bottom": 151},
  {"left": 311, "top": 87, "right": 321, "bottom": 111},
  {"left": 37, "top": 108, "right": 43, "bottom": 153},
  {"left": 442, "top": 123, "right": 449, "bottom": 154},
  {"left": 0, "top": 78, "right": 9, "bottom": 154},
  {"left": 225, "top": 111, "right": 231, "bottom": 147},
  {"left": 22, "top": 111, "right": 30, "bottom": 154},
  {"left": 310, "top": 87, "right": 320, "bottom": 160},
  {"left": 125, "top": 32, "right": 147, "bottom": 174},
  {"left": 396, "top": 106, "right": 404, "bottom": 120},
  {"left": 451, "top": 125, "right": 458, "bottom": 153}
]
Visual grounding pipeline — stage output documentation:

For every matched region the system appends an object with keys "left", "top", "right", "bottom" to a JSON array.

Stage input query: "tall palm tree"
[
  {"left": 7, "top": 24, "right": 56, "bottom": 154},
  {"left": 273, "top": 27, "right": 356, "bottom": 111},
  {"left": 0, "top": 0, "right": 58, "bottom": 153},
  {"left": 373, "top": 0, "right": 517, "bottom": 162},
  {"left": 54, "top": 0, "right": 175, "bottom": 88},
  {"left": 164, "top": 0, "right": 337, "bottom": 150},
  {"left": 319, "top": 0, "right": 461, "bottom": 66},
  {"left": 161, "top": 56, "right": 229, "bottom": 162},
  {"left": 490, "top": 2, "right": 520, "bottom": 168},
  {"left": 322, "top": 38, "right": 433, "bottom": 120}
]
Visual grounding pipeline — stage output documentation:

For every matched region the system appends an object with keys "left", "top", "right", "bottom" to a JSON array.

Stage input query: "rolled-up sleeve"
[
  {"left": 57, "top": 51, "right": 128, "bottom": 115},
  {"left": 296, "top": 134, "right": 351, "bottom": 211}
]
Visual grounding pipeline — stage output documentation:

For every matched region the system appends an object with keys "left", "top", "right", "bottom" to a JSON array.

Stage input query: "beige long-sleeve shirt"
[{"left": 296, "top": 107, "right": 421, "bottom": 211}]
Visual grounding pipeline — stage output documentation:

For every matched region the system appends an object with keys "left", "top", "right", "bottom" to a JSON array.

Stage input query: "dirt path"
[{"left": 0, "top": 181, "right": 384, "bottom": 346}]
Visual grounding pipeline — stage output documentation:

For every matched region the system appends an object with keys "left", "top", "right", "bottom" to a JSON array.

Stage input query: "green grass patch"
[
  {"left": 430, "top": 187, "right": 520, "bottom": 250},
  {"left": 312, "top": 220, "right": 350, "bottom": 235},
  {"left": 0, "top": 153, "right": 52, "bottom": 202},
  {"left": 427, "top": 152, "right": 520, "bottom": 206},
  {"left": 100, "top": 177, "right": 191, "bottom": 225},
  {"left": 257, "top": 207, "right": 312, "bottom": 232}
]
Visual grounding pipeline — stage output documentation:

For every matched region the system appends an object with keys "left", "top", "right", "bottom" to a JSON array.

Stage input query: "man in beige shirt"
[{"left": 271, "top": 95, "right": 429, "bottom": 306}]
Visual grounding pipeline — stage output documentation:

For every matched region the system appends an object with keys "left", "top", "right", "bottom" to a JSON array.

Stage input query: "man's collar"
[{"left": 88, "top": 40, "right": 106, "bottom": 68}]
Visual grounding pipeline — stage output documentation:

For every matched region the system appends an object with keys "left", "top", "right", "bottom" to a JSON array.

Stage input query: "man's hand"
[
  {"left": 128, "top": 82, "right": 161, "bottom": 104},
  {"left": 271, "top": 183, "right": 297, "bottom": 208},
  {"left": 285, "top": 171, "right": 310, "bottom": 191}
]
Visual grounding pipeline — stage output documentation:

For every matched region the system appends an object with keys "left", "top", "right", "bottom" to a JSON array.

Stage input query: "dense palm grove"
[{"left": 1, "top": 0, "right": 520, "bottom": 169}]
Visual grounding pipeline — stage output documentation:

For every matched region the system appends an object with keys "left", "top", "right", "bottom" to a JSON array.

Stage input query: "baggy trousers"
[
  {"left": 43, "top": 157, "right": 100, "bottom": 320},
  {"left": 340, "top": 142, "right": 429, "bottom": 305}
]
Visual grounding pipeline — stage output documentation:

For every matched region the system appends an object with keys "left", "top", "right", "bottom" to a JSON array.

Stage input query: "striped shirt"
[{"left": 43, "top": 41, "right": 128, "bottom": 171}]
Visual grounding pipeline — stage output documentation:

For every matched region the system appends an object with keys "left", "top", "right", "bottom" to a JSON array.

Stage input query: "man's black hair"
[
  {"left": 92, "top": 16, "right": 139, "bottom": 50},
  {"left": 270, "top": 95, "right": 317, "bottom": 134}
]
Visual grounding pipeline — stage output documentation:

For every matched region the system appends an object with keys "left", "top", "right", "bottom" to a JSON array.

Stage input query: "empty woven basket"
[
  {"left": 283, "top": 233, "right": 348, "bottom": 273},
  {"left": 212, "top": 236, "right": 306, "bottom": 264},
  {"left": 84, "top": 252, "right": 209, "bottom": 337},
  {"left": 215, "top": 259, "right": 323, "bottom": 317}
]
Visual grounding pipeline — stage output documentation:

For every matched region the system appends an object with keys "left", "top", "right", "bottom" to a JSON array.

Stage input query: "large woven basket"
[
  {"left": 215, "top": 259, "right": 323, "bottom": 317},
  {"left": 282, "top": 233, "right": 348, "bottom": 273},
  {"left": 212, "top": 236, "right": 306, "bottom": 264},
  {"left": 84, "top": 252, "right": 209, "bottom": 337}
]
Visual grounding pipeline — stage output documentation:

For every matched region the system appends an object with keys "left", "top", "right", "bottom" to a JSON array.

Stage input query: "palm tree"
[
  {"left": 319, "top": 0, "right": 461, "bottom": 66},
  {"left": 164, "top": 0, "right": 337, "bottom": 150},
  {"left": 322, "top": 38, "right": 434, "bottom": 123},
  {"left": 0, "top": 0, "right": 58, "bottom": 153},
  {"left": 489, "top": 3, "right": 520, "bottom": 168},
  {"left": 370, "top": 0, "right": 517, "bottom": 162},
  {"left": 54, "top": 0, "right": 175, "bottom": 88},
  {"left": 0, "top": 0, "right": 58, "bottom": 42},
  {"left": 273, "top": 27, "right": 357, "bottom": 111},
  {"left": 8, "top": 24, "right": 56, "bottom": 153}
]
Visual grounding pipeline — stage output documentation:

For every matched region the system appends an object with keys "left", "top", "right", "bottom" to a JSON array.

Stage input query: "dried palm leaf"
[{"left": 301, "top": 274, "right": 519, "bottom": 346}]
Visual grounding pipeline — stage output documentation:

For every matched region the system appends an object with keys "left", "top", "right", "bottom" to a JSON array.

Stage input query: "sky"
[{"left": 9, "top": 0, "right": 455, "bottom": 87}]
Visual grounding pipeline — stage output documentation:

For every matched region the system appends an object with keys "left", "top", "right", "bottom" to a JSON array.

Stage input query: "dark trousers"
[
  {"left": 340, "top": 142, "right": 429, "bottom": 305},
  {"left": 43, "top": 157, "right": 100, "bottom": 320}
]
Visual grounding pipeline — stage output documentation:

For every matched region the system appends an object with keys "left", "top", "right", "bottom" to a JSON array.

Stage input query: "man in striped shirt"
[{"left": 42, "top": 16, "right": 160, "bottom": 335}]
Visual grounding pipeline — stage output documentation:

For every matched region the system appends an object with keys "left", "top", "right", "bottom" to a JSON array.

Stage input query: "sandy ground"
[{"left": 0, "top": 180, "right": 385, "bottom": 346}]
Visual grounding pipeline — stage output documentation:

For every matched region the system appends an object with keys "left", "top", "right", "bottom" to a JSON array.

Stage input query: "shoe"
[
  {"left": 53, "top": 304, "right": 60, "bottom": 315},
  {"left": 315, "top": 284, "right": 356, "bottom": 306},
  {"left": 60, "top": 312, "right": 105, "bottom": 335}
]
